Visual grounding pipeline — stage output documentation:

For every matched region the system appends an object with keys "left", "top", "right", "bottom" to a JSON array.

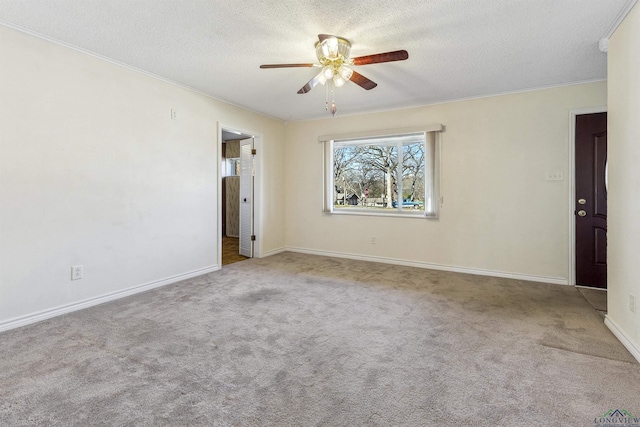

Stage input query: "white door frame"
[
  {"left": 567, "top": 106, "right": 607, "bottom": 286},
  {"left": 217, "top": 122, "right": 263, "bottom": 268}
]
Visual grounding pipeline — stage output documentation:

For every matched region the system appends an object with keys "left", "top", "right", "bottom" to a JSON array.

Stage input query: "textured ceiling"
[{"left": 0, "top": 0, "right": 629, "bottom": 121}]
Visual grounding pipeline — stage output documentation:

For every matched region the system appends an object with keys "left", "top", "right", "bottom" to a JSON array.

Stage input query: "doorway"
[
  {"left": 220, "top": 127, "right": 257, "bottom": 266},
  {"left": 574, "top": 112, "right": 607, "bottom": 289}
]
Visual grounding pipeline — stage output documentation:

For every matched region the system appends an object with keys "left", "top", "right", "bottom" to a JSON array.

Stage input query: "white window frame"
[{"left": 321, "top": 125, "right": 442, "bottom": 219}]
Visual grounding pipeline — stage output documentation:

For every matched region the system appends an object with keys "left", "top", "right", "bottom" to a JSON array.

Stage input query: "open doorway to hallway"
[{"left": 221, "top": 128, "right": 254, "bottom": 266}]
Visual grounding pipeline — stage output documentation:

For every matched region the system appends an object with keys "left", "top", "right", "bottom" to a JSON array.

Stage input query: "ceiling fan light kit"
[
  {"left": 260, "top": 34, "right": 408, "bottom": 117},
  {"left": 315, "top": 36, "right": 353, "bottom": 92}
]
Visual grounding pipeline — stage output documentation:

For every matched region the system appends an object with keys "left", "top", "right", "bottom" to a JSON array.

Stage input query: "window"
[
  {"left": 226, "top": 158, "right": 240, "bottom": 176},
  {"left": 322, "top": 126, "right": 441, "bottom": 218}
]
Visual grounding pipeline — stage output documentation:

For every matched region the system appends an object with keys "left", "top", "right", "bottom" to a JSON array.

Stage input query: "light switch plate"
[{"left": 545, "top": 171, "right": 564, "bottom": 181}]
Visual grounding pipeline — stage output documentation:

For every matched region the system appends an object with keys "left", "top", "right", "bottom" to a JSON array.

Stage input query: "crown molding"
[{"left": 599, "top": 0, "right": 638, "bottom": 52}]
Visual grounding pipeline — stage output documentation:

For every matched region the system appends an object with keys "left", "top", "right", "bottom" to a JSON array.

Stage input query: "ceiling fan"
[{"left": 260, "top": 34, "right": 409, "bottom": 116}]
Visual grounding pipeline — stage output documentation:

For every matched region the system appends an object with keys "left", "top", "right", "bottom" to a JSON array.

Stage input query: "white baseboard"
[
  {"left": 261, "top": 247, "right": 287, "bottom": 258},
  {"left": 0, "top": 264, "right": 220, "bottom": 333},
  {"left": 605, "top": 316, "right": 640, "bottom": 364},
  {"left": 285, "top": 247, "right": 568, "bottom": 285}
]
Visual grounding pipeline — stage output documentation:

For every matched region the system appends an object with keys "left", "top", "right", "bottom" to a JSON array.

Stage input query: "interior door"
[
  {"left": 239, "top": 138, "right": 254, "bottom": 258},
  {"left": 575, "top": 112, "right": 607, "bottom": 288}
]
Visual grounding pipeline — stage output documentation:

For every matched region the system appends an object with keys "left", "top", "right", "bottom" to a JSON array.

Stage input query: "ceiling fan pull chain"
[
  {"left": 325, "top": 83, "right": 329, "bottom": 111},
  {"left": 330, "top": 82, "right": 337, "bottom": 117}
]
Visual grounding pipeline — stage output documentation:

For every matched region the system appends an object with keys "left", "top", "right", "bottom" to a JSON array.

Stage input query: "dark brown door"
[{"left": 575, "top": 112, "right": 607, "bottom": 288}]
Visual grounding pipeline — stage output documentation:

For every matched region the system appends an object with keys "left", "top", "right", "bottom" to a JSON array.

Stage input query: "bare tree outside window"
[{"left": 327, "top": 131, "right": 436, "bottom": 215}]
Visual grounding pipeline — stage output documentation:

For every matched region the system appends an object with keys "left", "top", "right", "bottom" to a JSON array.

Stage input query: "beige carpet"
[{"left": 1, "top": 252, "right": 639, "bottom": 426}]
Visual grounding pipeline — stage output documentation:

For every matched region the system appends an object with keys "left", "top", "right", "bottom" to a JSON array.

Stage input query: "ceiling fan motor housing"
[{"left": 315, "top": 36, "right": 351, "bottom": 62}]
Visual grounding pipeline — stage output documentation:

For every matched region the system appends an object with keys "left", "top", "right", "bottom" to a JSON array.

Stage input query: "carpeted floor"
[{"left": 1, "top": 252, "right": 639, "bottom": 426}]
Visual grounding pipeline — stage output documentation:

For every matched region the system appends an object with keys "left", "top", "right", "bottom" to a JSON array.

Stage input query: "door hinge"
[
  {"left": 251, "top": 148, "right": 257, "bottom": 156},
  {"left": 251, "top": 235, "right": 256, "bottom": 241}
]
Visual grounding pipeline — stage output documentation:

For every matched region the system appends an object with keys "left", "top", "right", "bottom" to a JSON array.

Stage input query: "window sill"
[{"left": 324, "top": 209, "right": 438, "bottom": 219}]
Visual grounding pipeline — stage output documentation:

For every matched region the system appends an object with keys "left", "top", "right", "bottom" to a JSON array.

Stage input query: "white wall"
[
  {"left": 606, "top": 3, "right": 640, "bottom": 360},
  {"left": 285, "top": 82, "right": 607, "bottom": 282},
  {"left": 0, "top": 25, "right": 286, "bottom": 328}
]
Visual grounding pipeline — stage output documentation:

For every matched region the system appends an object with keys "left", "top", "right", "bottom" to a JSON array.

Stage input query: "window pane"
[
  {"left": 226, "top": 158, "right": 240, "bottom": 176},
  {"left": 334, "top": 144, "right": 398, "bottom": 210},
  {"left": 400, "top": 142, "right": 425, "bottom": 211}
]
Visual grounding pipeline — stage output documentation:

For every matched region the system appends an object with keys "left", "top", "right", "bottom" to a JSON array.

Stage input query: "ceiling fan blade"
[
  {"left": 297, "top": 73, "right": 324, "bottom": 94},
  {"left": 260, "top": 63, "right": 316, "bottom": 69},
  {"left": 349, "top": 70, "right": 377, "bottom": 90},
  {"left": 352, "top": 50, "right": 409, "bottom": 66}
]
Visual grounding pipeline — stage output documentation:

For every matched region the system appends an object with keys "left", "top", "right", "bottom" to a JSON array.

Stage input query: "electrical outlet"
[
  {"left": 170, "top": 108, "right": 177, "bottom": 120},
  {"left": 630, "top": 294, "right": 636, "bottom": 313},
  {"left": 71, "top": 265, "right": 83, "bottom": 281},
  {"left": 370, "top": 236, "right": 377, "bottom": 245}
]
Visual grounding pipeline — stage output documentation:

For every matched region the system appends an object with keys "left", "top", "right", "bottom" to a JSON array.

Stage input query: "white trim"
[
  {"left": 575, "top": 285, "right": 607, "bottom": 292},
  {"left": 599, "top": 38, "right": 609, "bottom": 53},
  {"left": 605, "top": 316, "right": 640, "bottom": 364},
  {"left": 568, "top": 106, "right": 608, "bottom": 287},
  {"left": 262, "top": 247, "right": 288, "bottom": 258},
  {"left": 0, "top": 265, "right": 219, "bottom": 333},
  {"left": 324, "top": 209, "right": 436, "bottom": 219},
  {"left": 599, "top": 0, "right": 639, "bottom": 52},
  {"left": 288, "top": 79, "right": 607, "bottom": 123},
  {"left": 319, "top": 124, "right": 443, "bottom": 143},
  {"left": 217, "top": 124, "right": 224, "bottom": 270},
  {"left": 286, "top": 247, "right": 568, "bottom": 285}
]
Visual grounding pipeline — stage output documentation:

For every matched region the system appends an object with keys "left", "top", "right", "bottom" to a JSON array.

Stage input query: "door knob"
[
  {"left": 577, "top": 210, "right": 587, "bottom": 217},
  {"left": 578, "top": 198, "right": 586, "bottom": 205}
]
